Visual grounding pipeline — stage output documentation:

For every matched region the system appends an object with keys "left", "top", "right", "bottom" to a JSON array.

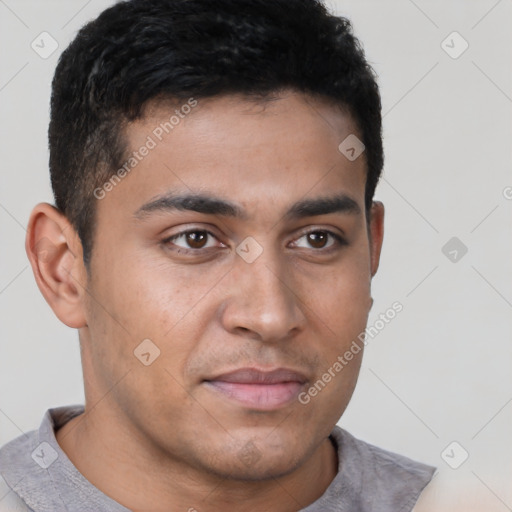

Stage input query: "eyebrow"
[{"left": 133, "top": 191, "right": 361, "bottom": 221}]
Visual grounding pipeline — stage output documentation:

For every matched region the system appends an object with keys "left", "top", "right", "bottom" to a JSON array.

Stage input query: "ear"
[
  {"left": 368, "top": 200, "right": 384, "bottom": 277},
  {"left": 25, "top": 203, "right": 88, "bottom": 328}
]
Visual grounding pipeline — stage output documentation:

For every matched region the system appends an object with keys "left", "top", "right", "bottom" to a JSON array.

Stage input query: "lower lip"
[{"left": 205, "top": 381, "right": 304, "bottom": 410}]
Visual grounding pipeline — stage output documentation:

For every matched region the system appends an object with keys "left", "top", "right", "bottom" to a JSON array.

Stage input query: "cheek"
[
  {"left": 297, "top": 249, "right": 372, "bottom": 406},
  {"left": 298, "top": 280, "right": 368, "bottom": 425},
  {"left": 101, "top": 252, "right": 213, "bottom": 330},
  {"left": 90, "top": 254, "right": 226, "bottom": 375},
  {"left": 304, "top": 256, "right": 372, "bottom": 336},
  {"left": 307, "top": 278, "right": 368, "bottom": 378}
]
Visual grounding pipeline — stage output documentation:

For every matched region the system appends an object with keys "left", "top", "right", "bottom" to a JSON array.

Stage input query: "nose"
[{"left": 220, "top": 249, "right": 307, "bottom": 343}]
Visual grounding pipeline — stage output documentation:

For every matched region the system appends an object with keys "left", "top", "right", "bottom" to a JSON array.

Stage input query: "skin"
[{"left": 26, "top": 91, "right": 384, "bottom": 512}]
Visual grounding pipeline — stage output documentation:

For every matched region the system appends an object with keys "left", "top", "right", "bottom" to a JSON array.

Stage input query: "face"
[{"left": 80, "top": 91, "right": 383, "bottom": 480}]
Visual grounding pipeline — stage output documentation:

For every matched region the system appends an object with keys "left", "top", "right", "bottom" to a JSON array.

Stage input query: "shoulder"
[
  {"left": 329, "top": 427, "right": 436, "bottom": 511},
  {"left": 0, "top": 433, "right": 36, "bottom": 512},
  {"left": 335, "top": 427, "right": 436, "bottom": 483},
  {"left": 0, "top": 476, "right": 31, "bottom": 512}
]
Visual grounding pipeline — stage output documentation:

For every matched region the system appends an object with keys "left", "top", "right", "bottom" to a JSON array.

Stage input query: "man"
[{"left": 0, "top": 0, "right": 436, "bottom": 510}]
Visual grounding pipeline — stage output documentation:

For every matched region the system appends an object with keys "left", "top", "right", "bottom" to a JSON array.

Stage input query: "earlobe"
[
  {"left": 369, "top": 201, "right": 385, "bottom": 277},
  {"left": 25, "top": 203, "right": 88, "bottom": 328}
]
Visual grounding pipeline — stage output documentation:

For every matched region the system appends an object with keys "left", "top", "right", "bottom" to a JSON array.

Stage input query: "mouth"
[{"left": 203, "top": 368, "right": 308, "bottom": 411}]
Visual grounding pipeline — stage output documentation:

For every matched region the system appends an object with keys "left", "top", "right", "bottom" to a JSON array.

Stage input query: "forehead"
[{"left": 97, "top": 92, "right": 367, "bottom": 223}]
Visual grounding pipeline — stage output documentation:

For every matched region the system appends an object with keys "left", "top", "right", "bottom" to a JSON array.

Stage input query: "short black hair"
[{"left": 49, "top": 0, "right": 383, "bottom": 266}]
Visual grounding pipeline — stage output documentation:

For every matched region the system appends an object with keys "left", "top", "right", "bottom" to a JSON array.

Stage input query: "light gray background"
[{"left": 1, "top": 0, "right": 511, "bottom": 507}]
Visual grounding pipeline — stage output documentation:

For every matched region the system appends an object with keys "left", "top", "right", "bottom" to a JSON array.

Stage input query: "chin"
[
  {"left": 205, "top": 437, "right": 306, "bottom": 482},
  {"left": 219, "top": 453, "right": 303, "bottom": 482}
]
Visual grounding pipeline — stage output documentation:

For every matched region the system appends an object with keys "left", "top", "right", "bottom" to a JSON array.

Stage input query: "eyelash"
[{"left": 161, "top": 228, "right": 347, "bottom": 255}]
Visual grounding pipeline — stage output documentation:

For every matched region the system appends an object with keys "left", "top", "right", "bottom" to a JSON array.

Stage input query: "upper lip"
[{"left": 205, "top": 367, "right": 308, "bottom": 384}]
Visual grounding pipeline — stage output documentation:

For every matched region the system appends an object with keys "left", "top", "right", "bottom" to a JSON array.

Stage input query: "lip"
[{"left": 204, "top": 368, "right": 308, "bottom": 410}]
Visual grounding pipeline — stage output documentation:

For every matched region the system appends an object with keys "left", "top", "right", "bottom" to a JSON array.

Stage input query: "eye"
[
  {"left": 291, "top": 230, "right": 346, "bottom": 250},
  {"left": 163, "top": 229, "right": 224, "bottom": 252}
]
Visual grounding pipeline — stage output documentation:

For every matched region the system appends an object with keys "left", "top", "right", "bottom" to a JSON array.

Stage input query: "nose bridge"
[{"left": 222, "top": 243, "right": 305, "bottom": 340}]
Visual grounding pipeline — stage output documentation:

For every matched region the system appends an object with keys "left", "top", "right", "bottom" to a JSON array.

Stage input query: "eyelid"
[
  {"left": 163, "top": 228, "right": 223, "bottom": 244},
  {"left": 297, "top": 225, "right": 345, "bottom": 238}
]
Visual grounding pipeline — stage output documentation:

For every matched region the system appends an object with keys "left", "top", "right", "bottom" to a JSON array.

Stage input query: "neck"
[{"left": 56, "top": 402, "right": 339, "bottom": 512}]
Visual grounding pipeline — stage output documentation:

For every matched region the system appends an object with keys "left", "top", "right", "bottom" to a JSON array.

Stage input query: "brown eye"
[
  {"left": 291, "top": 229, "right": 346, "bottom": 251},
  {"left": 186, "top": 231, "right": 208, "bottom": 249},
  {"left": 164, "top": 229, "right": 221, "bottom": 252},
  {"left": 307, "top": 231, "right": 329, "bottom": 249}
]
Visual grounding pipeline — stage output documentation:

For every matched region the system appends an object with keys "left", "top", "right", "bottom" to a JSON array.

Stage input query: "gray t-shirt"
[{"left": 0, "top": 405, "right": 435, "bottom": 511}]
